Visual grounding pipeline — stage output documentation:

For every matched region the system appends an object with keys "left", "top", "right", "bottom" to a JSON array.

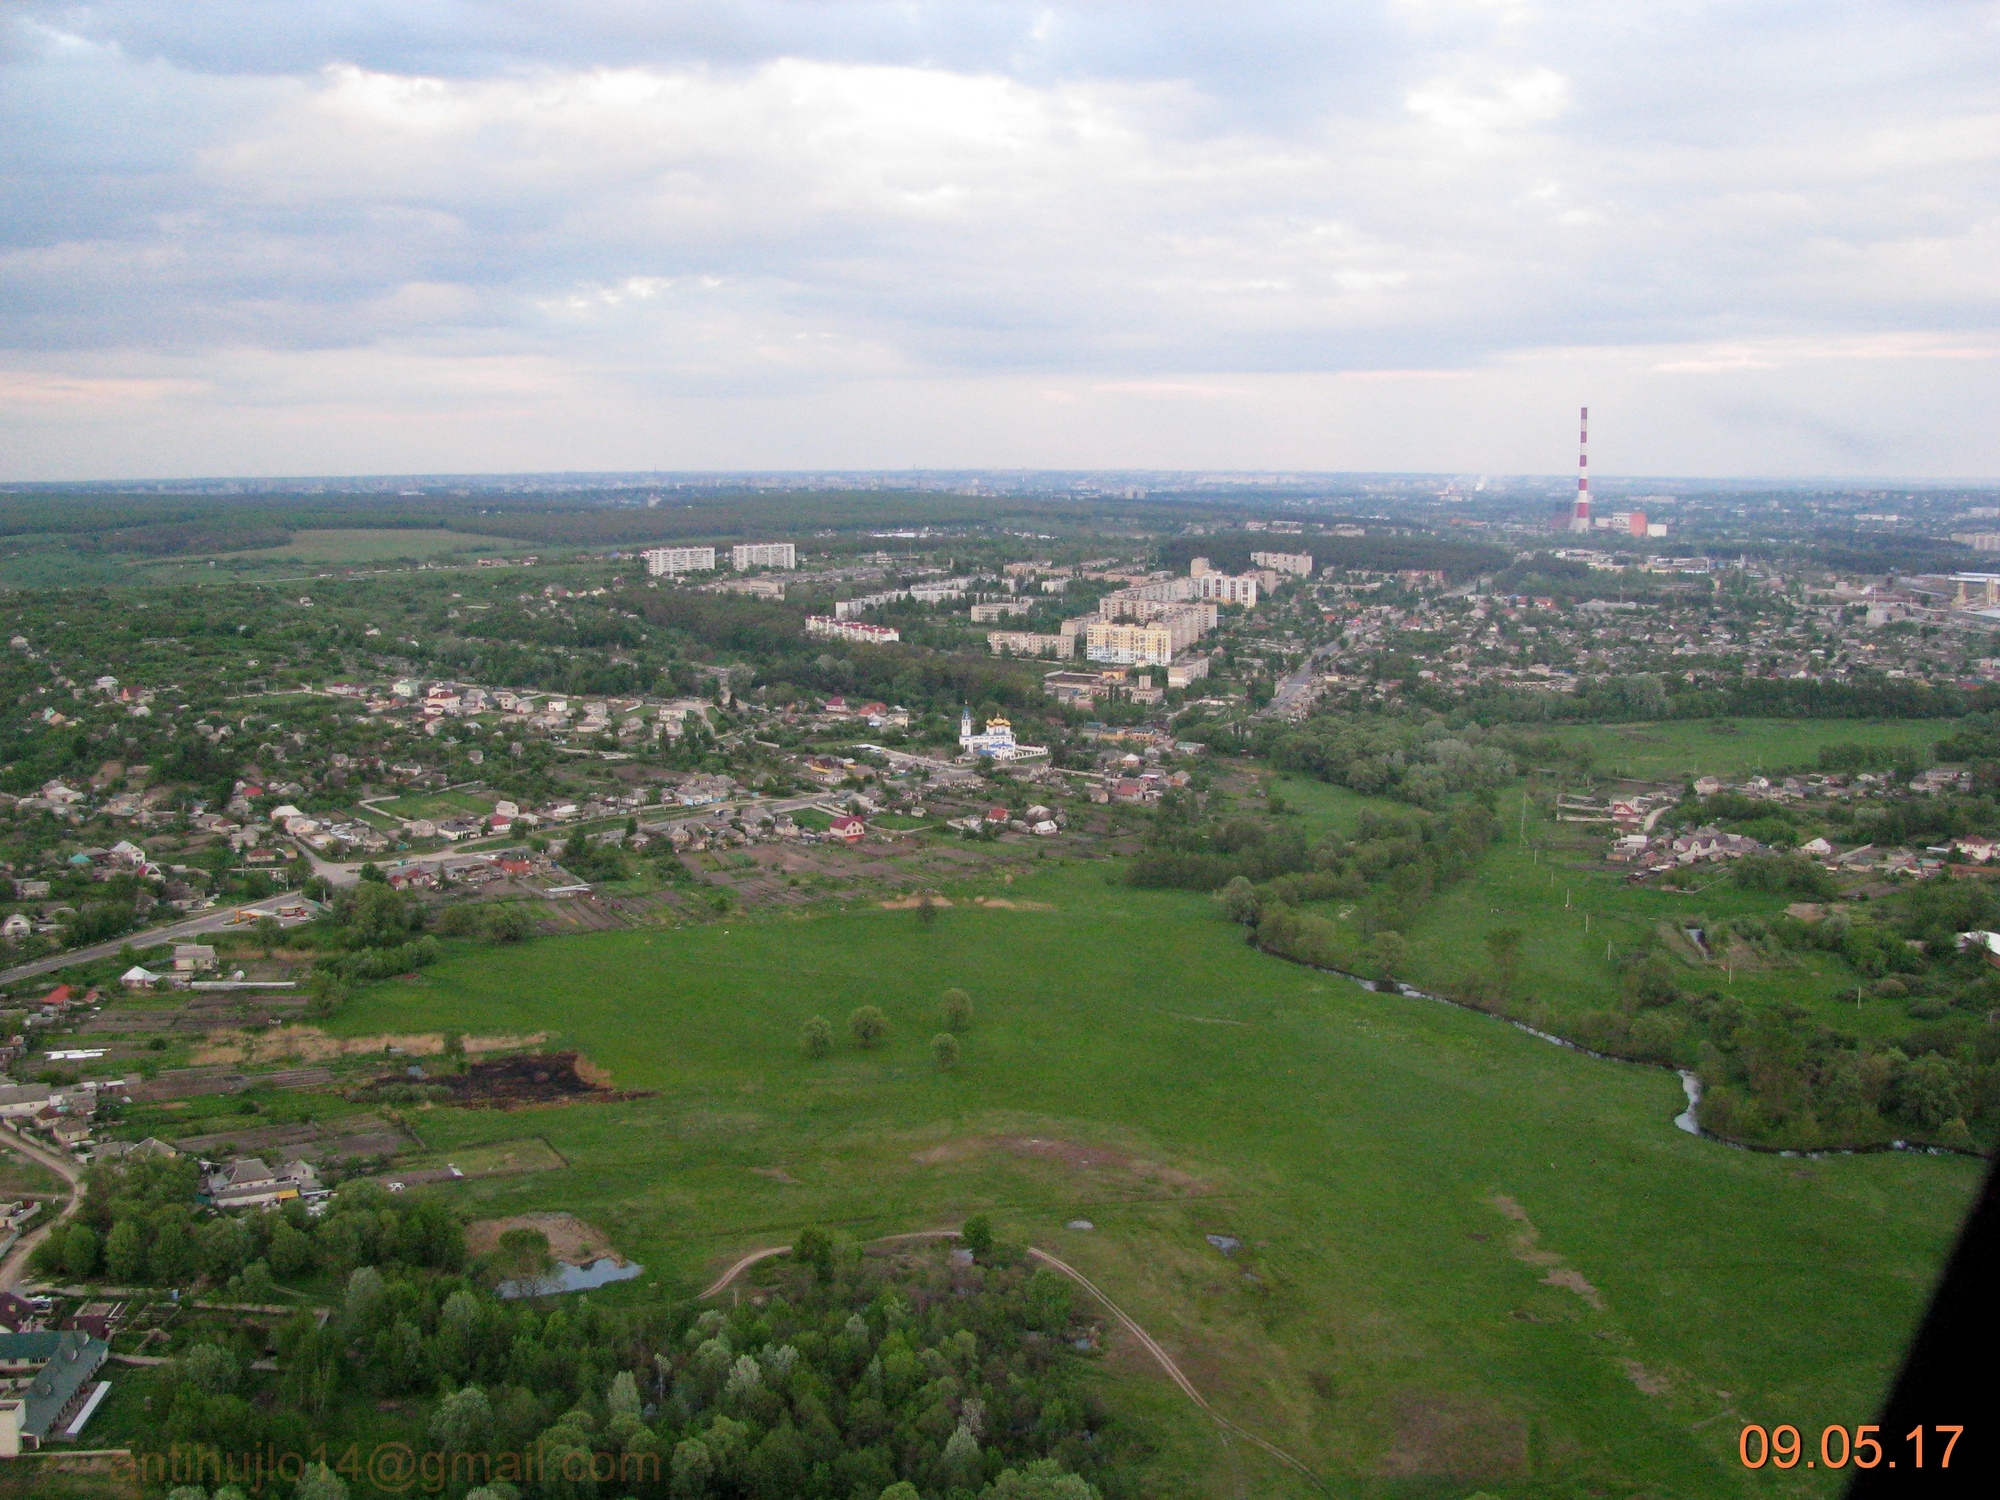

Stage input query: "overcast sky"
[{"left": 3, "top": 2, "right": 1997, "bottom": 481}]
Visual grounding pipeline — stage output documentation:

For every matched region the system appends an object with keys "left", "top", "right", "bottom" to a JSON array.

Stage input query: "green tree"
[
  {"left": 939, "top": 988, "right": 973, "bottom": 1032},
  {"left": 494, "top": 1227, "right": 553, "bottom": 1282},
  {"left": 1219, "top": 876, "right": 1259, "bottom": 924},
  {"left": 62, "top": 1223, "right": 100, "bottom": 1278},
  {"left": 181, "top": 1340, "right": 240, "bottom": 1395},
  {"left": 849, "top": 1005, "right": 889, "bottom": 1049},
  {"left": 294, "top": 1461, "right": 350, "bottom": 1500},
  {"left": 1025, "top": 1267, "right": 1074, "bottom": 1331},
  {"left": 932, "top": 1032, "right": 961, "bottom": 1070},
  {"left": 961, "top": 1214, "right": 995, "bottom": 1261},
  {"left": 105, "top": 1218, "right": 146, "bottom": 1282},
  {"left": 793, "top": 1225, "right": 836, "bottom": 1283},
  {"left": 268, "top": 1220, "right": 314, "bottom": 1279},
  {"left": 980, "top": 1459, "right": 1100, "bottom": 1499},
  {"left": 671, "top": 1437, "right": 714, "bottom": 1499},
  {"left": 196, "top": 1217, "right": 253, "bottom": 1284},
  {"left": 427, "top": 1383, "right": 494, "bottom": 1456},
  {"left": 607, "top": 1369, "right": 642, "bottom": 1420},
  {"left": 801, "top": 1015, "right": 833, "bottom": 1058},
  {"left": 1369, "top": 930, "right": 1408, "bottom": 983}
]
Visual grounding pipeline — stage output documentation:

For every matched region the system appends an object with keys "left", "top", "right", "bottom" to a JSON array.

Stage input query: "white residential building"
[
  {"left": 1194, "top": 573, "right": 1259, "bottom": 606},
  {"left": 643, "top": 547, "right": 718, "bottom": 576},
  {"left": 1251, "top": 551, "right": 1314, "bottom": 577},
  {"left": 731, "top": 542, "right": 797, "bottom": 570},
  {"left": 986, "top": 632, "right": 1072, "bottom": 659},
  {"left": 807, "top": 617, "right": 901, "bottom": 645}
]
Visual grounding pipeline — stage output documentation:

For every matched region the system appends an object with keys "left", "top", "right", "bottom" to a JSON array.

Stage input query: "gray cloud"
[{"left": 2, "top": 2, "right": 1997, "bottom": 476}]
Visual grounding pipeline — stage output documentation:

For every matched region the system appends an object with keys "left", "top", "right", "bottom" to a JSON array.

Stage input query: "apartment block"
[
  {"left": 971, "top": 600, "right": 1035, "bottom": 622},
  {"left": 806, "top": 617, "right": 900, "bottom": 645},
  {"left": 986, "top": 632, "right": 1072, "bottom": 658},
  {"left": 731, "top": 542, "right": 797, "bottom": 570},
  {"left": 643, "top": 547, "right": 717, "bottom": 576},
  {"left": 1251, "top": 551, "right": 1314, "bottom": 576}
]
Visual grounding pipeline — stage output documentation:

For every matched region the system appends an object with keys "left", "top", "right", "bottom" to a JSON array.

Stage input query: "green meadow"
[
  {"left": 334, "top": 861, "right": 1975, "bottom": 1498},
  {"left": 172, "top": 527, "right": 535, "bottom": 567},
  {"left": 1525, "top": 719, "right": 1949, "bottom": 783}
]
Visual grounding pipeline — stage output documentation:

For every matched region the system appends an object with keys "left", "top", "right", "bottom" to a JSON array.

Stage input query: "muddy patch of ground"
[
  {"left": 749, "top": 1166, "right": 802, "bottom": 1185},
  {"left": 192, "top": 1025, "right": 546, "bottom": 1067},
  {"left": 1489, "top": 1194, "right": 1606, "bottom": 1309},
  {"left": 969, "top": 897, "right": 1056, "bottom": 911},
  {"left": 877, "top": 894, "right": 955, "bottom": 909},
  {"left": 466, "top": 1211, "right": 623, "bottom": 1266},
  {"left": 433, "top": 1051, "right": 650, "bottom": 1109},
  {"left": 1619, "top": 1358, "right": 1671, "bottom": 1395}
]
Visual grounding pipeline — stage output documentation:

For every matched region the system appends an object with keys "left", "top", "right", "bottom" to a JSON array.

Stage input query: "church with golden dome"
[{"left": 958, "top": 708, "right": 1049, "bottom": 763}]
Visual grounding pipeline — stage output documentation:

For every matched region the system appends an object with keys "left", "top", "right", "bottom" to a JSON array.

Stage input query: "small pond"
[{"left": 498, "top": 1257, "right": 644, "bottom": 1299}]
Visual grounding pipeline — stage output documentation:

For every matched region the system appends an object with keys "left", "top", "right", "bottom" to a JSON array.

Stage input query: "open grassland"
[
  {"left": 1258, "top": 771, "right": 1403, "bottom": 840},
  {"left": 371, "top": 789, "right": 496, "bottom": 822},
  {"left": 1382, "top": 797, "right": 1913, "bottom": 1040},
  {"left": 333, "top": 862, "right": 1975, "bottom": 1498},
  {"left": 1531, "top": 719, "right": 1949, "bottom": 783},
  {"left": 167, "top": 527, "right": 535, "bottom": 566}
]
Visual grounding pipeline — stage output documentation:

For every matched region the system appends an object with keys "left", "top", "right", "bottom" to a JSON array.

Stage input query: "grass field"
[
  {"left": 176, "top": 528, "right": 534, "bottom": 566},
  {"left": 1530, "top": 719, "right": 1949, "bottom": 783},
  {"left": 1393, "top": 795, "right": 1913, "bottom": 1039},
  {"left": 333, "top": 861, "right": 1976, "bottom": 1498},
  {"left": 0, "top": 1147, "right": 69, "bottom": 1197},
  {"left": 372, "top": 789, "right": 495, "bottom": 822}
]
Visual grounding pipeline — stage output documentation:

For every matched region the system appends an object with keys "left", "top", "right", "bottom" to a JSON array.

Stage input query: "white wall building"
[
  {"left": 807, "top": 617, "right": 901, "bottom": 645},
  {"left": 1251, "top": 551, "right": 1314, "bottom": 577},
  {"left": 731, "top": 542, "right": 797, "bottom": 570},
  {"left": 958, "top": 710, "right": 1048, "bottom": 762},
  {"left": 644, "top": 547, "right": 718, "bottom": 576}
]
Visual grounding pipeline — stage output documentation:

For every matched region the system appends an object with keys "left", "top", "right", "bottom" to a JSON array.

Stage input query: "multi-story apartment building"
[
  {"left": 986, "top": 632, "right": 1072, "bottom": 658},
  {"left": 731, "top": 542, "right": 797, "bottom": 570},
  {"left": 1251, "top": 551, "right": 1314, "bottom": 576},
  {"left": 1085, "top": 614, "right": 1207, "bottom": 665},
  {"left": 643, "top": 547, "right": 717, "bottom": 576},
  {"left": 806, "top": 617, "right": 901, "bottom": 645}
]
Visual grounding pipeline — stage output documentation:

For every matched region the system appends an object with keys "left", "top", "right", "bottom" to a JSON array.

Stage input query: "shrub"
[
  {"left": 801, "top": 1015, "right": 833, "bottom": 1058},
  {"left": 848, "top": 1005, "right": 888, "bottom": 1049},
  {"left": 932, "top": 1033, "right": 961, "bottom": 1070},
  {"left": 939, "top": 988, "right": 973, "bottom": 1032}
]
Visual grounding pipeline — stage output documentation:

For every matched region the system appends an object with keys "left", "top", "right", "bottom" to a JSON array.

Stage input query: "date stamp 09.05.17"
[{"left": 1738, "top": 1423, "right": 1964, "bottom": 1473}]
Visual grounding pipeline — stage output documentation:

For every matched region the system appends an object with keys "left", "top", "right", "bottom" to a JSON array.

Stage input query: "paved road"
[
  {"left": 1265, "top": 643, "right": 1340, "bottom": 719},
  {"left": 0, "top": 903, "right": 318, "bottom": 990},
  {"left": 0, "top": 1128, "right": 82, "bottom": 1290}
]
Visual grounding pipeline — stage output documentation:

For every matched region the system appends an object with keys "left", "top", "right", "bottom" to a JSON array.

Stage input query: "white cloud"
[{"left": 2, "top": 2, "right": 1998, "bottom": 476}]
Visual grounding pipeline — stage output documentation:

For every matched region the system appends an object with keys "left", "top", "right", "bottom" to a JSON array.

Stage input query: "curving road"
[
  {"left": 0, "top": 901, "right": 319, "bottom": 989},
  {"left": 698, "top": 1227, "right": 1325, "bottom": 1492},
  {"left": 0, "top": 1127, "right": 83, "bottom": 1290}
]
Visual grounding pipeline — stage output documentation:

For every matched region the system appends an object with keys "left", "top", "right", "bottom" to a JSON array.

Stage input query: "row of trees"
[{"left": 33, "top": 1163, "right": 467, "bottom": 1289}]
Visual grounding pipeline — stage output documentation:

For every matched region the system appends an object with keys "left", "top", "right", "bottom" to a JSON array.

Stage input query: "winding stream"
[{"left": 1298, "top": 962, "right": 1975, "bottom": 1161}]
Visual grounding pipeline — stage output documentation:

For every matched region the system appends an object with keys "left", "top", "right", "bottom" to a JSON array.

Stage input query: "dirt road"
[{"left": 0, "top": 1127, "right": 82, "bottom": 1289}]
